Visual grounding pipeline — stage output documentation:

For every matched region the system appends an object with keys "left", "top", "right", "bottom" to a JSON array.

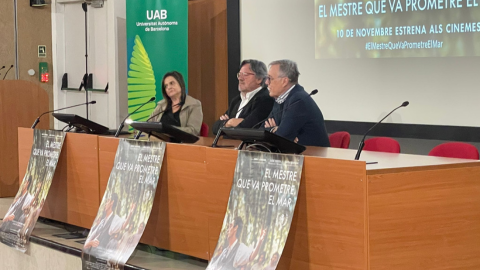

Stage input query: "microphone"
[
  {"left": 212, "top": 89, "right": 318, "bottom": 147},
  {"left": 133, "top": 101, "right": 184, "bottom": 139},
  {"left": 0, "top": 66, "right": 5, "bottom": 74},
  {"left": 114, "top": 96, "right": 155, "bottom": 137},
  {"left": 3, "top": 65, "right": 14, "bottom": 80},
  {"left": 354, "top": 101, "right": 409, "bottom": 160},
  {"left": 31, "top": 100, "right": 97, "bottom": 129}
]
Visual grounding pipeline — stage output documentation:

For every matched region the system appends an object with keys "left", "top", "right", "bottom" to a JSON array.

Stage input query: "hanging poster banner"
[
  {"left": 126, "top": 0, "right": 188, "bottom": 123},
  {"left": 81, "top": 139, "right": 166, "bottom": 270},
  {"left": 208, "top": 151, "right": 304, "bottom": 270},
  {"left": 0, "top": 129, "right": 65, "bottom": 252}
]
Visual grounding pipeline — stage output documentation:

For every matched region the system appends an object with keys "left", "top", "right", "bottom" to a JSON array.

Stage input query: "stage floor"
[
  {"left": 0, "top": 197, "right": 13, "bottom": 218},
  {"left": 0, "top": 218, "right": 208, "bottom": 270}
]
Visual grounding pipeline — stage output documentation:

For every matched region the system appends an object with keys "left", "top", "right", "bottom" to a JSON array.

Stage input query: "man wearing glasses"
[
  {"left": 212, "top": 59, "right": 274, "bottom": 135},
  {"left": 263, "top": 59, "right": 330, "bottom": 147}
]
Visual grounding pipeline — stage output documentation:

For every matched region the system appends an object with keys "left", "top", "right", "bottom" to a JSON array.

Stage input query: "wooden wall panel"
[
  {"left": 0, "top": 0, "right": 15, "bottom": 75},
  {"left": 98, "top": 136, "right": 119, "bottom": 198},
  {"left": 151, "top": 143, "right": 210, "bottom": 259},
  {"left": 205, "top": 147, "right": 237, "bottom": 259},
  {"left": 17, "top": 128, "right": 34, "bottom": 186},
  {"left": 279, "top": 157, "right": 367, "bottom": 270},
  {"left": 0, "top": 82, "right": 48, "bottom": 197},
  {"left": 44, "top": 132, "right": 99, "bottom": 228},
  {"left": 368, "top": 167, "right": 480, "bottom": 270},
  {"left": 211, "top": 1, "right": 229, "bottom": 122},
  {"left": 17, "top": 2, "right": 54, "bottom": 126},
  {"left": 188, "top": 0, "right": 228, "bottom": 136}
]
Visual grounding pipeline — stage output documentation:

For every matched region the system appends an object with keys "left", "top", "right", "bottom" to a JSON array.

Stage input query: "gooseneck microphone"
[
  {"left": 115, "top": 96, "right": 155, "bottom": 137},
  {"left": 31, "top": 100, "right": 97, "bottom": 129},
  {"left": 212, "top": 89, "right": 318, "bottom": 147},
  {"left": 2, "top": 65, "right": 14, "bottom": 80},
  {"left": 133, "top": 101, "right": 184, "bottom": 139},
  {"left": 354, "top": 101, "right": 409, "bottom": 160},
  {"left": 0, "top": 66, "right": 5, "bottom": 74}
]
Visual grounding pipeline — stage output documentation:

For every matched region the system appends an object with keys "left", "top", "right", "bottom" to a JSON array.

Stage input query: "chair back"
[
  {"left": 363, "top": 137, "right": 400, "bottom": 153},
  {"left": 329, "top": 131, "right": 351, "bottom": 149},
  {"left": 429, "top": 142, "right": 479, "bottom": 160},
  {"left": 200, "top": 122, "right": 209, "bottom": 137}
]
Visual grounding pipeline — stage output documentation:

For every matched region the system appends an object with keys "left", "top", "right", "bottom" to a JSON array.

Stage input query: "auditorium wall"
[
  {"left": 0, "top": 0, "right": 54, "bottom": 126},
  {"left": 51, "top": 0, "right": 228, "bottom": 133}
]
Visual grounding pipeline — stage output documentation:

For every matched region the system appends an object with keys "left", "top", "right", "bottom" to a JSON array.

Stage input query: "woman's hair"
[{"left": 161, "top": 71, "right": 186, "bottom": 109}]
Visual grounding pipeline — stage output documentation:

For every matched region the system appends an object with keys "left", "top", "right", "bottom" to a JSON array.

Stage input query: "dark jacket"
[
  {"left": 212, "top": 87, "right": 274, "bottom": 135},
  {"left": 267, "top": 84, "right": 330, "bottom": 147}
]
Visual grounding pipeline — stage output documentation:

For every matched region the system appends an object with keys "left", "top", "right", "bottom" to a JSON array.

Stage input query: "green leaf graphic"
[{"left": 128, "top": 35, "right": 157, "bottom": 128}]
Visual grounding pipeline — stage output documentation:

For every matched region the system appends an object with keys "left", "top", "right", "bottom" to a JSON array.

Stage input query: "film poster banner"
[
  {"left": 207, "top": 151, "right": 304, "bottom": 270},
  {"left": 126, "top": 0, "right": 188, "bottom": 124},
  {"left": 81, "top": 139, "right": 166, "bottom": 270},
  {"left": 0, "top": 129, "right": 65, "bottom": 252}
]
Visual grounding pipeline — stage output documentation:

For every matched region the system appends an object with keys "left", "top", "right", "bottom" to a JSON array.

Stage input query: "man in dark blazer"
[
  {"left": 212, "top": 59, "right": 274, "bottom": 135},
  {"left": 264, "top": 60, "right": 330, "bottom": 147}
]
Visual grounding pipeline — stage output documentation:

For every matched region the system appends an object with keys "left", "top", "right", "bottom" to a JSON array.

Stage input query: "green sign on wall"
[{"left": 126, "top": 0, "right": 188, "bottom": 122}]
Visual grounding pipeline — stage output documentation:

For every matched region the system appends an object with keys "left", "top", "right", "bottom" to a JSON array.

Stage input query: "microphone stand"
[
  {"left": 81, "top": 3, "right": 90, "bottom": 119},
  {"left": 114, "top": 97, "right": 155, "bottom": 137},
  {"left": 354, "top": 101, "right": 409, "bottom": 160},
  {"left": 31, "top": 101, "right": 97, "bottom": 129},
  {"left": 2, "top": 65, "right": 14, "bottom": 80},
  {"left": 212, "top": 127, "right": 225, "bottom": 147}
]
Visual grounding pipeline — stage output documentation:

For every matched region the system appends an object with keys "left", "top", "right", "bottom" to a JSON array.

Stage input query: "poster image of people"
[
  {"left": 0, "top": 130, "right": 65, "bottom": 252},
  {"left": 207, "top": 151, "right": 304, "bottom": 270},
  {"left": 82, "top": 139, "right": 166, "bottom": 270}
]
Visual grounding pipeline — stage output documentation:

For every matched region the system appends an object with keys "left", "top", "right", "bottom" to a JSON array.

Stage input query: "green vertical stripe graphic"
[{"left": 127, "top": 35, "right": 156, "bottom": 127}]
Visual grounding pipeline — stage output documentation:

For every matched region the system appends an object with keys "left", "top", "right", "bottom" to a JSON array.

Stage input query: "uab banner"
[
  {"left": 208, "top": 151, "right": 304, "bottom": 270},
  {"left": 82, "top": 139, "right": 166, "bottom": 270},
  {"left": 0, "top": 129, "right": 65, "bottom": 252},
  {"left": 126, "top": 0, "right": 188, "bottom": 123}
]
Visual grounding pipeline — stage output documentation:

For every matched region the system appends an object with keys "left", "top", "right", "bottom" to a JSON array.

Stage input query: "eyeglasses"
[
  {"left": 237, "top": 72, "right": 255, "bottom": 79},
  {"left": 265, "top": 76, "right": 285, "bottom": 83}
]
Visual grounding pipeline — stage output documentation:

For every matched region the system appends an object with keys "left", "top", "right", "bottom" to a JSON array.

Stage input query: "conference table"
[{"left": 17, "top": 128, "right": 480, "bottom": 269}]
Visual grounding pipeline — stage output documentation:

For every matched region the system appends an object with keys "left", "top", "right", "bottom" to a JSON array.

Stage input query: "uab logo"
[{"left": 147, "top": 10, "right": 167, "bottom": 20}]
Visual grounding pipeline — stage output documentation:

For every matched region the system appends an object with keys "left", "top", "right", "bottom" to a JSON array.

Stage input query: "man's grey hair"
[
  {"left": 240, "top": 59, "right": 268, "bottom": 87},
  {"left": 269, "top": 59, "right": 300, "bottom": 84}
]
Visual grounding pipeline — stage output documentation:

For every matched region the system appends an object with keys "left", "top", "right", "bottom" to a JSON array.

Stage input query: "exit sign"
[{"left": 38, "top": 45, "right": 46, "bottom": 58}]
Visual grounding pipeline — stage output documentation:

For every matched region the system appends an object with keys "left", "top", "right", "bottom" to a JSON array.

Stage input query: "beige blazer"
[{"left": 149, "top": 95, "right": 203, "bottom": 136}]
